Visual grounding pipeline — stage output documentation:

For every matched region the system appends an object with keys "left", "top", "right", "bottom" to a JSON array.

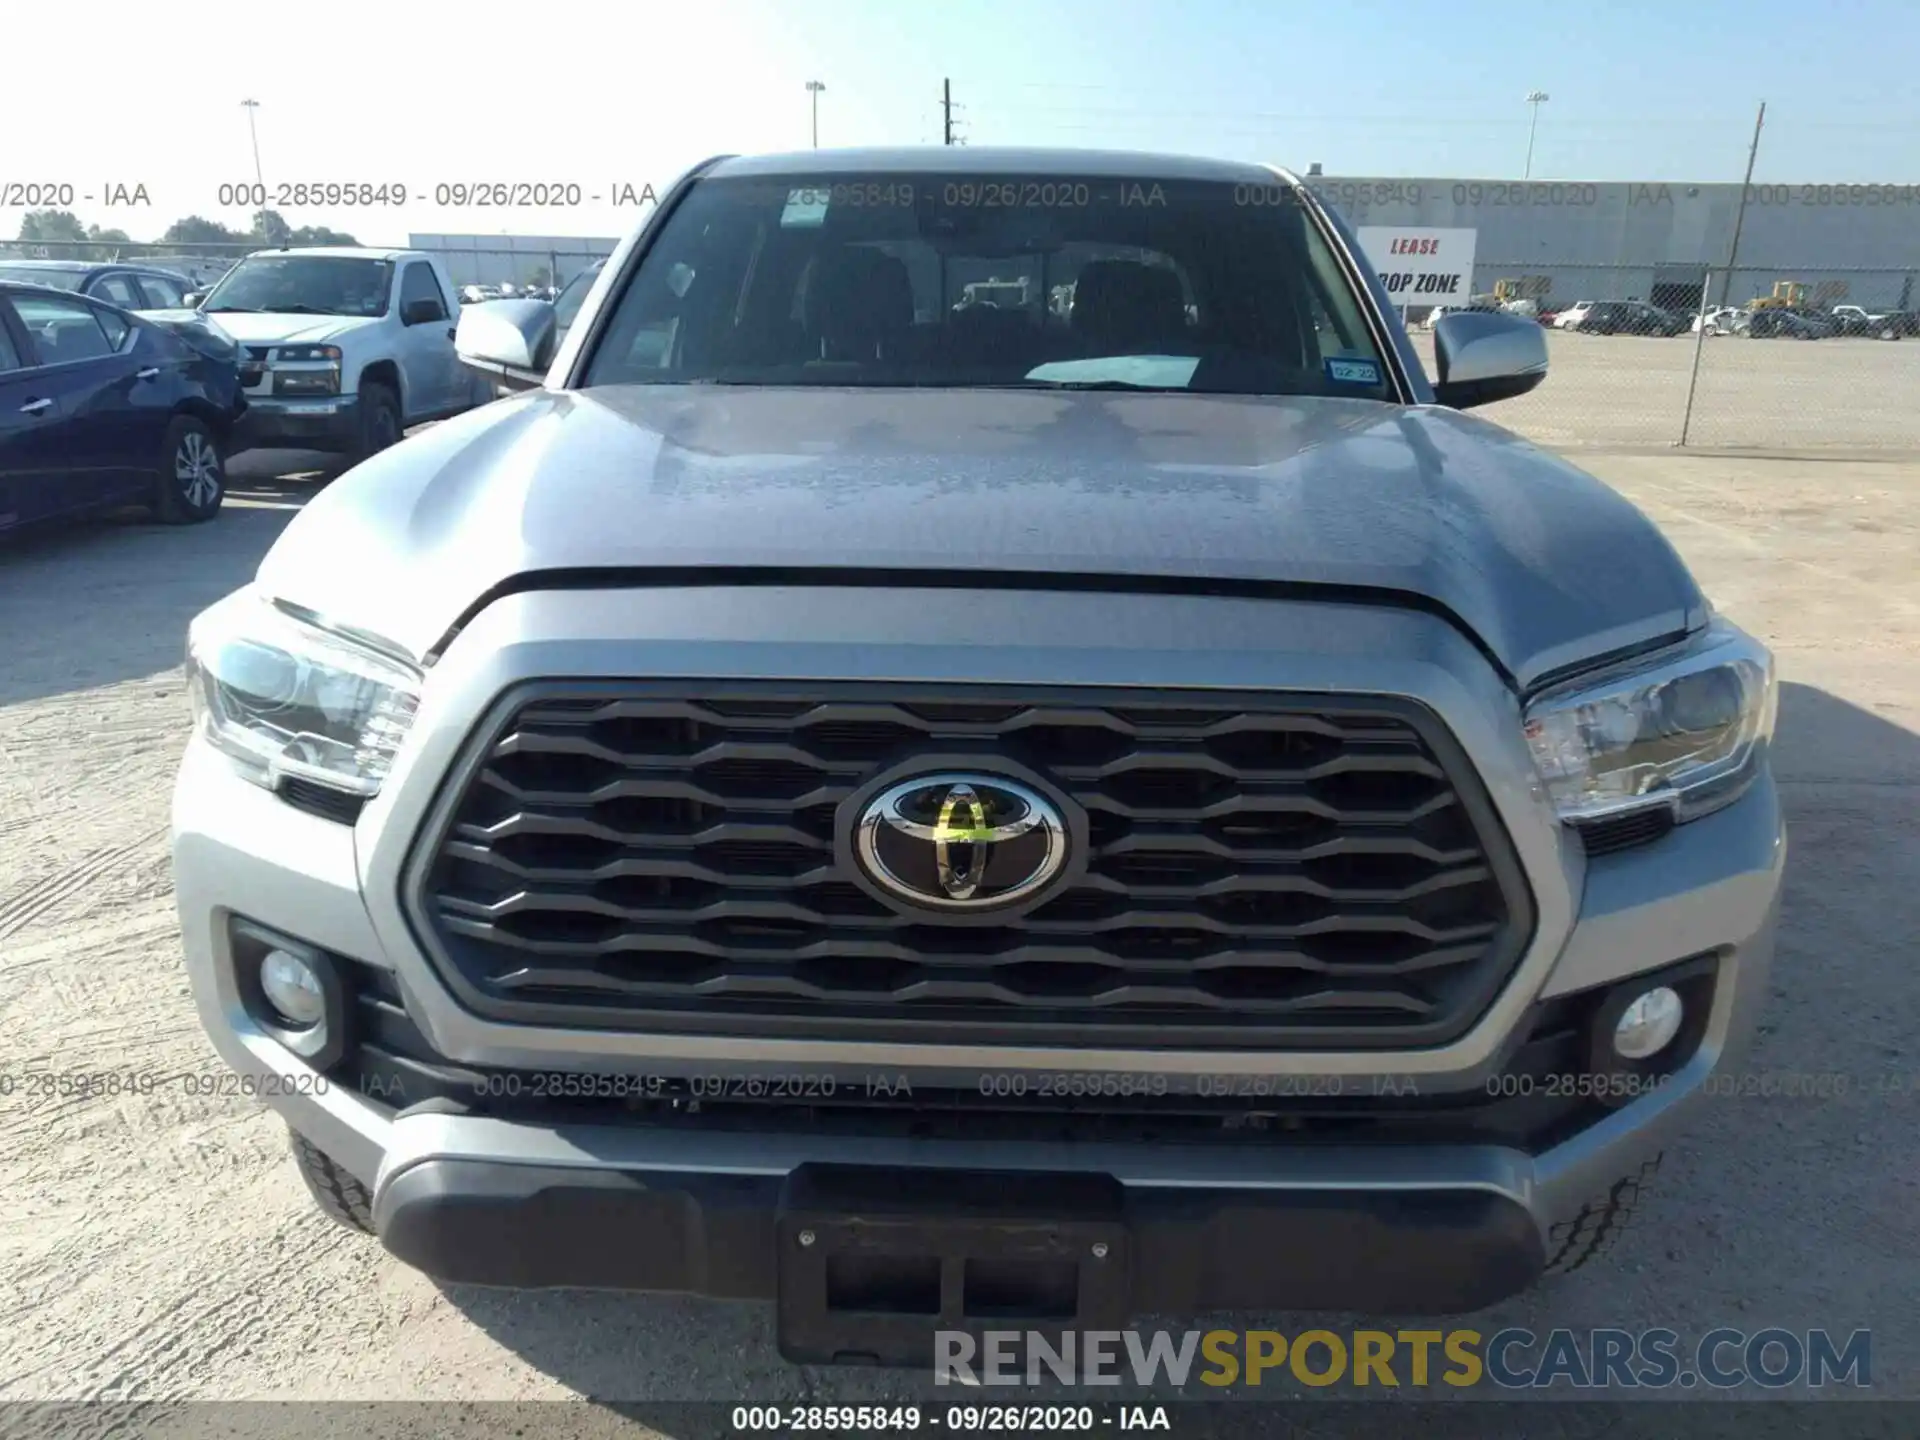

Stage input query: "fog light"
[
  {"left": 259, "top": 948, "right": 326, "bottom": 1028},
  {"left": 1613, "top": 986, "right": 1684, "bottom": 1059}
]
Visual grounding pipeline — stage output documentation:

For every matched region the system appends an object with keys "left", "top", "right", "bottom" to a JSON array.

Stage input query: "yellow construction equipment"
[
  {"left": 1494, "top": 276, "right": 1551, "bottom": 301},
  {"left": 1750, "top": 281, "right": 1807, "bottom": 311}
]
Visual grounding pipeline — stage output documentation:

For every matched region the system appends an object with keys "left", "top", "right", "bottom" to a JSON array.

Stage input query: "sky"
[{"left": 8, "top": 0, "right": 1920, "bottom": 244}]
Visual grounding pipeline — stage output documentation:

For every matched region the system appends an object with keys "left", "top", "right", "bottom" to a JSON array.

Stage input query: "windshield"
[
  {"left": 0, "top": 266, "right": 88, "bottom": 291},
  {"left": 554, "top": 263, "right": 605, "bottom": 333},
  {"left": 201, "top": 255, "right": 394, "bottom": 317},
  {"left": 580, "top": 173, "right": 1392, "bottom": 398}
]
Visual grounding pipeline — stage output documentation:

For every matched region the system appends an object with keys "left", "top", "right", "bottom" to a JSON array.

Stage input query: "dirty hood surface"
[{"left": 255, "top": 385, "right": 1707, "bottom": 689}]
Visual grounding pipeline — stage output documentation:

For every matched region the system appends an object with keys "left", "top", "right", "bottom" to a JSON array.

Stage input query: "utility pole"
[
  {"left": 240, "top": 99, "right": 264, "bottom": 190},
  {"left": 1679, "top": 100, "right": 1766, "bottom": 448},
  {"left": 806, "top": 80, "right": 826, "bottom": 149},
  {"left": 941, "top": 79, "right": 965, "bottom": 145},
  {"left": 1523, "top": 91, "right": 1549, "bottom": 179}
]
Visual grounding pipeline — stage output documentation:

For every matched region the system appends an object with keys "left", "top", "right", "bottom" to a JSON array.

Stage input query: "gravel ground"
[
  {"left": 0, "top": 435, "right": 1916, "bottom": 1424},
  {"left": 1407, "top": 329, "right": 1920, "bottom": 452}
]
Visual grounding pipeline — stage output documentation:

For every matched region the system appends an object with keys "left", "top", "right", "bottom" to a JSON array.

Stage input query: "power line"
[{"left": 958, "top": 94, "right": 1768, "bottom": 130}]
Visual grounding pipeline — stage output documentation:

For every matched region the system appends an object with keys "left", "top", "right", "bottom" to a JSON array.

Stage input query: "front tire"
[
  {"left": 351, "top": 380, "right": 403, "bottom": 464},
  {"left": 152, "top": 415, "right": 225, "bottom": 524},
  {"left": 1543, "top": 1154, "right": 1662, "bottom": 1275},
  {"left": 290, "top": 1131, "right": 376, "bottom": 1233}
]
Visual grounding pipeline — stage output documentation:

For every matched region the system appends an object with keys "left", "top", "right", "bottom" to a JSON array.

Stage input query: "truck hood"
[
  {"left": 194, "top": 311, "right": 383, "bottom": 346},
  {"left": 255, "top": 386, "right": 1708, "bottom": 691}
]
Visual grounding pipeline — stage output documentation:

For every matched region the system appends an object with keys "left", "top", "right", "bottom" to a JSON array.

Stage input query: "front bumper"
[
  {"left": 171, "top": 585, "right": 1786, "bottom": 1336},
  {"left": 378, "top": 1147, "right": 1550, "bottom": 1361},
  {"left": 229, "top": 394, "right": 360, "bottom": 453}
]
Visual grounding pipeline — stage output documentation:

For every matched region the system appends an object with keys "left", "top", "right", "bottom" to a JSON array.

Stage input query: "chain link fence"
[
  {"left": 1307, "top": 159, "right": 1920, "bottom": 451},
  {"left": 1392, "top": 263, "right": 1920, "bottom": 452},
  {"left": 0, "top": 237, "right": 256, "bottom": 289},
  {"left": 402, "top": 234, "right": 619, "bottom": 294},
  {"left": 0, "top": 235, "right": 619, "bottom": 300}
]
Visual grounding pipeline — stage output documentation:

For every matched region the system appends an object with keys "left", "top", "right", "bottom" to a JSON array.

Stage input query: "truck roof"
[{"left": 707, "top": 146, "right": 1301, "bottom": 187}]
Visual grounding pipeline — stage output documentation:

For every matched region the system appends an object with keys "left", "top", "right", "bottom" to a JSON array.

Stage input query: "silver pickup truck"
[{"left": 172, "top": 147, "right": 1784, "bottom": 1368}]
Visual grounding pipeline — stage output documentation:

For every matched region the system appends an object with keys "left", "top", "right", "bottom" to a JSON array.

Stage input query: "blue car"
[
  {"left": 0, "top": 282, "right": 248, "bottom": 534},
  {"left": 0, "top": 260, "right": 197, "bottom": 312}
]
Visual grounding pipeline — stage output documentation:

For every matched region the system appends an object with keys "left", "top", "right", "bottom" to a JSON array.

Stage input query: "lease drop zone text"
[{"left": 1377, "top": 273, "right": 1462, "bottom": 294}]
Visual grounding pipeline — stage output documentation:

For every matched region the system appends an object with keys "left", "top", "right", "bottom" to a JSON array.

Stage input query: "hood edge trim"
[{"left": 419, "top": 564, "right": 1520, "bottom": 688}]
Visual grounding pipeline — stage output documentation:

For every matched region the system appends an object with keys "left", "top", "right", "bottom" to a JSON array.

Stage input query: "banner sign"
[{"left": 1355, "top": 226, "right": 1478, "bottom": 303}]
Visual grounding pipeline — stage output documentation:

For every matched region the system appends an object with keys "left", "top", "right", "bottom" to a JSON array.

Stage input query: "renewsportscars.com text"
[{"left": 935, "top": 1327, "right": 1871, "bottom": 1389}]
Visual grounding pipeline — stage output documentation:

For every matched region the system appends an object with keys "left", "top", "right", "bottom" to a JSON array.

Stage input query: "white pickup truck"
[
  {"left": 186, "top": 247, "right": 492, "bottom": 459},
  {"left": 1828, "top": 303, "right": 1899, "bottom": 338}
]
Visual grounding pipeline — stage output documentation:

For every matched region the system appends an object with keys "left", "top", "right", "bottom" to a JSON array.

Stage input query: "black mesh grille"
[
  {"left": 1575, "top": 807, "right": 1676, "bottom": 857},
  {"left": 277, "top": 777, "right": 367, "bottom": 826},
  {"left": 408, "top": 685, "right": 1534, "bottom": 1049}
]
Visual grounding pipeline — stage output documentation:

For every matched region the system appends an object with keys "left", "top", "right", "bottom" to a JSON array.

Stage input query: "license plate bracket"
[{"left": 775, "top": 1165, "right": 1130, "bottom": 1368}]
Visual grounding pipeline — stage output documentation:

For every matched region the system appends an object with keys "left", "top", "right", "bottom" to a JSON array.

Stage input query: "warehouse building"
[{"left": 1308, "top": 177, "right": 1920, "bottom": 312}]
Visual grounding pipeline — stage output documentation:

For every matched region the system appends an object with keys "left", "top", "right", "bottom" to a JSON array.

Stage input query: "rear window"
[
  {"left": 138, "top": 272, "right": 188, "bottom": 308},
  {"left": 92, "top": 273, "right": 144, "bottom": 309},
  {"left": 580, "top": 172, "right": 1393, "bottom": 399}
]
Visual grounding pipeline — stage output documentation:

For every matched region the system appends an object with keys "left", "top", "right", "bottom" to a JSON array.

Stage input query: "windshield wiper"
[
  {"left": 262, "top": 303, "right": 331, "bottom": 315},
  {"left": 203, "top": 305, "right": 259, "bottom": 313}
]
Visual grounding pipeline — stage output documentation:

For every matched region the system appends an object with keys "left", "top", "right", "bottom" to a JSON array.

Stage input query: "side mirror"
[
  {"left": 401, "top": 297, "right": 447, "bottom": 326},
  {"left": 184, "top": 293, "right": 204, "bottom": 308},
  {"left": 455, "top": 298, "right": 557, "bottom": 392},
  {"left": 1430, "top": 310, "right": 1549, "bottom": 410}
]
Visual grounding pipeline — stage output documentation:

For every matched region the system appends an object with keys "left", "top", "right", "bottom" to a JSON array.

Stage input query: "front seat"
[
  {"left": 1070, "top": 260, "right": 1188, "bottom": 355},
  {"left": 806, "top": 248, "right": 915, "bottom": 363}
]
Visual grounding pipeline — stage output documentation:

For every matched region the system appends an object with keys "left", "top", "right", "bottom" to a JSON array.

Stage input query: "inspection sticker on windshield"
[
  {"left": 1326, "top": 357, "right": 1380, "bottom": 385},
  {"left": 780, "top": 188, "right": 830, "bottom": 228}
]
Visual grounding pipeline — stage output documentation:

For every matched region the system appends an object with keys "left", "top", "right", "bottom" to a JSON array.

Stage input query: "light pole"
[
  {"left": 806, "top": 80, "right": 826, "bottom": 148},
  {"left": 240, "top": 99, "right": 265, "bottom": 191},
  {"left": 1523, "top": 91, "right": 1549, "bottom": 179}
]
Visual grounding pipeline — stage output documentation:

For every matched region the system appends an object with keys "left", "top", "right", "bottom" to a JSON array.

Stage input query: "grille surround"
[{"left": 401, "top": 681, "right": 1537, "bottom": 1051}]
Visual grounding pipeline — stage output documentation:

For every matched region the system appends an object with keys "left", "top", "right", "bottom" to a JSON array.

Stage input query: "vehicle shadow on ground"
[
  {"left": 435, "top": 684, "right": 1920, "bottom": 1406},
  {"left": 0, "top": 455, "right": 336, "bottom": 709}
]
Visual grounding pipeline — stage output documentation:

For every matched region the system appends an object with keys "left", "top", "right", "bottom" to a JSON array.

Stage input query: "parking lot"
[
  {"left": 1409, "top": 329, "right": 1920, "bottom": 452},
  {"left": 0, "top": 433, "right": 1917, "bottom": 1416}
]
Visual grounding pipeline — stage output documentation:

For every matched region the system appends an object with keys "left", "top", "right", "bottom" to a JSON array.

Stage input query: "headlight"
[
  {"left": 273, "top": 370, "right": 341, "bottom": 396},
  {"left": 272, "top": 345, "right": 342, "bottom": 396},
  {"left": 1522, "top": 617, "right": 1776, "bottom": 825},
  {"left": 185, "top": 591, "right": 421, "bottom": 798}
]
